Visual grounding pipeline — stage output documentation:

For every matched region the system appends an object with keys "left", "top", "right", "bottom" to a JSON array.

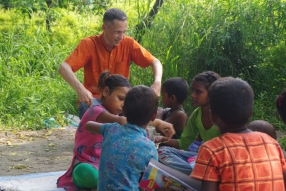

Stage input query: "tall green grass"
[
  {"left": 0, "top": 0, "right": 286, "bottom": 130},
  {"left": 0, "top": 8, "right": 100, "bottom": 129},
  {"left": 131, "top": 0, "right": 286, "bottom": 127}
]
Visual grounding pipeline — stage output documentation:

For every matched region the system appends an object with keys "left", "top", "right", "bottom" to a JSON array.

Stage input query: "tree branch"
[{"left": 135, "top": 0, "right": 164, "bottom": 43}]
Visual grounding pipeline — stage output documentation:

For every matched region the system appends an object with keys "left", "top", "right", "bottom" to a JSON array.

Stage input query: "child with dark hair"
[
  {"left": 57, "top": 70, "right": 131, "bottom": 190},
  {"left": 191, "top": 77, "right": 286, "bottom": 191},
  {"left": 277, "top": 90, "right": 286, "bottom": 124},
  {"left": 248, "top": 120, "right": 286, "bottom": 159},
  {"left": 248, "top": 120, "right": 277, "bottom": 139},
  {"left": 157, "top": 77, "right": 189, "bottom": 139},
  {"left": 156, "top": 71, "right": 221, "bottom": 175},
  {"left": 85, "top": 85, "right": 175, "bottom": 191}
]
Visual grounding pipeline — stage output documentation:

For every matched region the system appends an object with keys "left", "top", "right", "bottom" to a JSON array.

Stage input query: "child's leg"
[
  {"left": 158, "top": 146, "right": 197, "bottom": 175},
  {"left": 72, "top": 163, "right": 98, "bottom": 189}
]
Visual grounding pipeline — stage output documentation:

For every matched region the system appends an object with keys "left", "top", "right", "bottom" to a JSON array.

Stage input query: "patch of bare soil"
[{"left": 0, "top": 128, "right": 75, "bottom": 176}]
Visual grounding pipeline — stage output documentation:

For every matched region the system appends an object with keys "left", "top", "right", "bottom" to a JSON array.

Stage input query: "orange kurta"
[
  {"left": 191, "top": 132, "right": 286, "bottom": 191},
  {"left": 65, "top": 33, "right": 155, "bottom": 97}
]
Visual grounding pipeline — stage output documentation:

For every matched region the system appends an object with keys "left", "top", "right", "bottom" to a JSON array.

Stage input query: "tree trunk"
[
  {"left": 45, "top": 0, "right": 55, "bottom": 31},
  {"left": 135, "top": 0, "right": 164, "bottom": 43}
]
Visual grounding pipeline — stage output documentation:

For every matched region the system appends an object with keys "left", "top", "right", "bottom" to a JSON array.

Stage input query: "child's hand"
[
  {"left": 153, "top": 136, "right": 170, "bottom": 144},
  {"left": 156, "top": 121, "right": 175, "bottom": 138}
]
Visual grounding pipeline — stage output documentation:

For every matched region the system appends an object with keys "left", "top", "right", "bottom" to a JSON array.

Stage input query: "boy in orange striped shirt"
[{"left": 191, "top": 77, "right": 286, "bottom": 191}]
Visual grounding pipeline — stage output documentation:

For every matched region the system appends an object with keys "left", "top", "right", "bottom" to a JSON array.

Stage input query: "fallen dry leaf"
[{"left": 10, "top": 164, "right": 31, "bottom": 170}]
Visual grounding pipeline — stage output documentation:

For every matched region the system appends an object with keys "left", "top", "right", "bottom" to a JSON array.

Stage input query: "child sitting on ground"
[
  {"left": 248, "top": 120, "right": 286, "bottom": 159},
  {"left": 248, "top": 120, "right": 277, "bottom": 139},
  {"left": 277, "top": 90, "right": 286, "bottom": 125},
  {"left": 156, "top": 77, "right": 189, "bottom": 139},
  {"left": 57, "top": 71, "right": 174, "bottom": 191},
  {"left": 156, "top": 71, "right": 221, "bottom": 175},
  {"left": 85, "top": 85, "right": 175, "bottom": 191},
  {"left": 191, "top": 77, "right": 286, "bottom": 191},
  {"left": 57, "top": 71, "right": 131, "bottom": 190}
]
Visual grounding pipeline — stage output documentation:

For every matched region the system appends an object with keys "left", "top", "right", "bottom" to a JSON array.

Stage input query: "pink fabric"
[
  {"left": 187, "top": 156, "right": 197, "bottom": 164},
  {"left": 57, "top": 105, "right": 105, "bottom": 191}
]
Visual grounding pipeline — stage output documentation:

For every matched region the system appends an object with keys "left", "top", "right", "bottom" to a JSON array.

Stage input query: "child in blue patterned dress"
[{"left": 85, "top": 85, "right": 175, "bottom": 191}]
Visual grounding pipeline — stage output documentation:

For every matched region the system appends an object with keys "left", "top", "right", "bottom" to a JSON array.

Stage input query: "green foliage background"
[{"left": 0, "top": 0, "right": 285, "bottom": 130}]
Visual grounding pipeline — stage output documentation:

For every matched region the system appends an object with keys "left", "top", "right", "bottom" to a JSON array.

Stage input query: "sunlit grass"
[{"left": 0, "top": 0, "right": 285, "bottom": 130}]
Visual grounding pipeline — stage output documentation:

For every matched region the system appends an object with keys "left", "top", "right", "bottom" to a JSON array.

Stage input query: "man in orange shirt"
[{"left": 58, "top": 8, "right": 162, "bottom": 119}]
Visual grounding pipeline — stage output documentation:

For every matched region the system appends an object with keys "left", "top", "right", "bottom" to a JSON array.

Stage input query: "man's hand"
[{"left": 77, "top": 87, "right": 93, "bottom": 107}]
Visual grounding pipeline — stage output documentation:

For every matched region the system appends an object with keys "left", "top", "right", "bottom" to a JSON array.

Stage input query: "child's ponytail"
[
  {"left": 98, "top": 70, "right": 111, "bottom": 92},
  {"left": 276, "top": 90, "right": 286, "bottom": 124},
  {"left": 98, "top": 70, "right": 131, "bottom": 95}
]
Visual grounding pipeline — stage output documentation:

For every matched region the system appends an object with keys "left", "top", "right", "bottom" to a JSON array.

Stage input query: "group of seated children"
[
  {"left": 157, "top": 71, "right": 221, "bottom": 175},
  {"left": 57, "top": 71, "right": 174, "bottom": 191},
  {"left": 57, "top": 70, "right": 286, "bottom": 191}
]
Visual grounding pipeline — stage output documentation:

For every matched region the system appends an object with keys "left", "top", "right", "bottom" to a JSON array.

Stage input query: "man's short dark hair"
[
  {"left": 162, "top": 77, "right": 189, "bottom": 104},
  {"left": 103, "top": 8, "right": 128, "bottom": 23},
  {"left": 209, "top": 77, "right": 254, "bottom": 126},
  {"left": 123, "top": 85, "right": 158, "bottom": 126}
]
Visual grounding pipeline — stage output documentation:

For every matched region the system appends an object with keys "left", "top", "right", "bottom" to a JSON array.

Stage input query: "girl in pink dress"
[{"left": 57, "top": 71, "right": 131, "bottom": 191}]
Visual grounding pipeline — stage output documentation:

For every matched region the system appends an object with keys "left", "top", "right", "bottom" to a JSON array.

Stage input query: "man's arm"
[
  {"left": 85, "top": 121, "right": 102, "bottom": 134},
  {"left": 58, "top": 62, "right": 93, "bottom": 107},
  {"left": 150, "top": 58, "right": 162, "bottom": 96}
]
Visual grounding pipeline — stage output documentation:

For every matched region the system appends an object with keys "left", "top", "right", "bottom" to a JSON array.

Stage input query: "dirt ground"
[
  {"left": 0, "top": 127, "right": 76, "bottom": 176},
  {"left": 0, "top": 127, "right": 286, "bottom": 177}
]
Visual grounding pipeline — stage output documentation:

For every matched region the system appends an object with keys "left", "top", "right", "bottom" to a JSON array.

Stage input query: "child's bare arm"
[
  {"left": 85, "top": 121, "right": 103, "bottom": 134},
  {"left": 149, "top": 119, "right": 175, "bottom": 138},
  {"left": 201, "top": 180, "right": 219, "bottom": 191},
  {"left": 153, "top": 136, "right": 179, "bottom": 149},
  {"left": 96, "top": 111, "right": 127, "bottom": 125}
]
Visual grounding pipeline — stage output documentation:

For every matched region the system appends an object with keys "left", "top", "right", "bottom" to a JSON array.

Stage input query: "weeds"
[{"left": 0, "top": 0, "right": 285, "bottom": 130}]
